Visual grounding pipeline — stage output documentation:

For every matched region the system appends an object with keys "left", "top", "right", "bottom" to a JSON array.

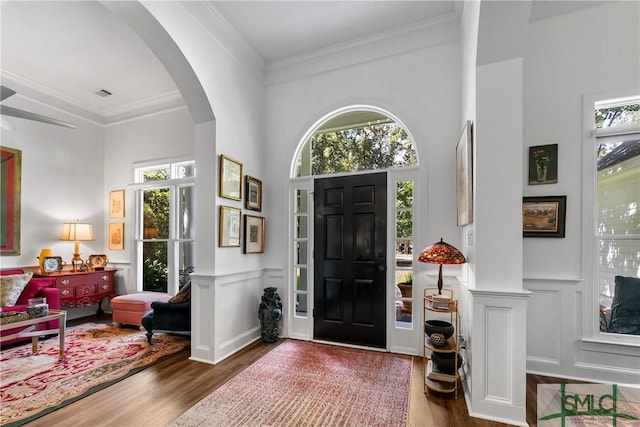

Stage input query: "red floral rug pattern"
[
  {"left": 0, "top": 323, "right": 189, "bottom": 426},
  {"left": 170, "top": 340, "right": 412, "bottom": 427}
]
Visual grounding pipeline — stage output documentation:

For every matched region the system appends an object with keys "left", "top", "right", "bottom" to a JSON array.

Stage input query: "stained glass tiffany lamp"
[{"left": 418, "top": 238, "right": 466, "bottom": 295}]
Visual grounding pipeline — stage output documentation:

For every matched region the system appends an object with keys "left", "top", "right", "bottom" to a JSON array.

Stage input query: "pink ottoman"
[{"left": 111, "top": 293, "right": 171, "bottom": 327}]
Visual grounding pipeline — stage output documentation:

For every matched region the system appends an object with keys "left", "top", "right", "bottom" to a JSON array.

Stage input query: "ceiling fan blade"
[
  {"left": 1, "top": 105, "right": 75, "bottom": 129},
  {"left": 1, "top": 86, "right": 17, "bottom": 101}
]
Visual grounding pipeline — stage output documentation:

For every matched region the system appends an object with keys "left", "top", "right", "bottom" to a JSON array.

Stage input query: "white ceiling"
[
  {"left": 0, "top": 0, "right": 455, "bottom": 123},
  {"left": 0, "top": 0, "right": 603, "bottom": 125}
]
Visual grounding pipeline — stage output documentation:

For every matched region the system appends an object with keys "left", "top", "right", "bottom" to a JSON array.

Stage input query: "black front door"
[{"left": 313, "top": 172, "right": 387, "bottom": 348}]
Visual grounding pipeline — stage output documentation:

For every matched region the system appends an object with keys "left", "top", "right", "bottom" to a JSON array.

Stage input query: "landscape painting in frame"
[
  {"left": 1, "top": 146, "right": 21, "bottom": 255},
  {"left": 528, "top": 144, "right": 558, "bottom": 185},
  {"left": 523, "top": 195, "right": 566, "bottom": 238}
]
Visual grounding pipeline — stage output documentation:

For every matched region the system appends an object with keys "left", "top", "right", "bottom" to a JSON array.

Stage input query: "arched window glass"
[{"left": 294, "top": 110, "right": 417, "bottom": 177}]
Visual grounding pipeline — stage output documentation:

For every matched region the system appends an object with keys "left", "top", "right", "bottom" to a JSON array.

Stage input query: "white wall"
[
  {"left": 523, "top": 2, "right": 640, "bottom": 383},
  {"left": 102, "top": 106, "right": 195, "bottom": 295},
  {"left": 0, "top": 95, "right": 104, "bottom": 269},
  {"left": 140, "top": 1, "right": 267, "bottom": 363},
  {"left": 265, "top": 40, "right": 462, "bottom": 350}
]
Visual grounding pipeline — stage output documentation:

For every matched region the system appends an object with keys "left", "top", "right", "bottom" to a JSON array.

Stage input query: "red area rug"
[
  {"left": 170, "top": 340, "right": 412, "bottom": 427},
  {"left": 0, "top": 322, "right": 189, "bottom": 426}
]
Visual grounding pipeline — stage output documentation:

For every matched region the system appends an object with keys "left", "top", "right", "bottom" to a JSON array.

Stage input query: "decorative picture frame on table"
[
  {"left": 1, "top": 146, "right": 22, "bottom": 255},
  {"left": 456, "top": 120, "right": 473, "bottom": 226},
  {"left": 243, "top": 214, "right": 265, "bottom": 254},
  {"left": 219, "top": 205, "right": 241, "bottom": 247},
  {"left": 528, "top": 144, "right": 558, "bottom": 185},
  {"left": 245, "top": 175, "right": 262, "bottom": 211},
  {"left": 108, "top": 223, "right": 125, "bottom": 250},
  {"left": 109, "top": 189, "right": 125, "bottom": 218},
  {"left": 219, "top": 155, "right": 242, "bottom": 201},
  {"left": 522, "top": 195, "right": 566, "bottom": 238}
]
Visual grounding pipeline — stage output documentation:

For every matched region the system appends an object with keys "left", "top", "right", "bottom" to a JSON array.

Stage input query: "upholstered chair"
[
  {"left": 141, "top": 282, "right": 191, "bottom": 344},
  {"left": 607, "top": 275, "right": 640, "bottom": 335}
]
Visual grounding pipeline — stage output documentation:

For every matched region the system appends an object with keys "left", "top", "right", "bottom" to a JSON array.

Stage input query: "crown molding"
[
  {"left": 179, "top": 1, "right": 266, "bottom": 85},
  {"left": 103, "top": 90, "right": 185, "bottom": 124},
  {"left": 1, "top": 71, "right": 105, "bottom": 124},
  {"left": 265, "top": 12, "right": 461, "bottom": 87},
  {"left": 1, "top": 70, "right": 187, "bottom": 126}
]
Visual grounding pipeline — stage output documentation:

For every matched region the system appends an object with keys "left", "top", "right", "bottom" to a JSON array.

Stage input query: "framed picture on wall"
[
  {"left": 219, "top": 155, "right": 243, "bottom": 201},
  {"left": 109, "top": 223, "right": 125, "bottom": 250},
  {"left": 523, "top": 195, "right": 566, "bottom": 238},
  {"left": 245, "top": 175, "right": 262, "bottom": 211},
  {"left": 219, "top": 205, "right": 241, "bottom": 247},
  {"left": 1, "top": 146, "right": 21, "bottom": 255},
  {"left": 109, "top": 190, "right": 125, "bottom": 218},
  {"left": 243, "top": 214, "right": 265, "bottom": 254},
  {"left": 528, "top": 144, "right": 558, "bottom": 185},
  {"left": 456, "top": 120, "right": 473, "bottom": 226}
]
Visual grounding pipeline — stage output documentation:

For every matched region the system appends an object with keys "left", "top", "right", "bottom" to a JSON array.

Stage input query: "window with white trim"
[
  {"left": 590, "top": 96, "right": 639, "bottom": 338},
  {"left": 133, "top": 160, "right": 195, "bottom": 295}
]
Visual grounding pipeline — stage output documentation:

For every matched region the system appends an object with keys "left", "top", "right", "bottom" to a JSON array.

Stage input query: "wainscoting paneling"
[
  {"left": 190, "top": 269, "right": 286, "bottom": 365},
  {"left": 485, "top": 306, "right": 513, "bottom": 403},
  {"left": 526, "top": 289, "right": 561, "bottom": 364},
  {"left": 524, "top": 278, "right": 640, "bottom": 385}
]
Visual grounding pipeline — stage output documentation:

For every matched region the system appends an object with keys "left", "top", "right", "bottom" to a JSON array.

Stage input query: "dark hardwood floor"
[{"left": 18, "top": 315, "right": 581, "bottom": 426}]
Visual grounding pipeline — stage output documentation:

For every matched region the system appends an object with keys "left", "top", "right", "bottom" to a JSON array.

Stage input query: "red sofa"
[{"left": 1, "top": 268, "right": 61, "bottom": 346}]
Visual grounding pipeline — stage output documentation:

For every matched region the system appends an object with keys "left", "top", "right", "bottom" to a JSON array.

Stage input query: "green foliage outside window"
[
  {"left": 595, "top": 104, "right": 639, "bottom": 128},
  {"left": 299, "top": 123, "right": 417, "bottom": 176}
]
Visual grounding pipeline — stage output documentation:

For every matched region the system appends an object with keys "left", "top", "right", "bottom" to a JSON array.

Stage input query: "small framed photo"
[
  {"left": 523, "top": 196, "right": 566, "bottom": 238},
  {"left": 219, "top": 205, "right": 241, "bottom": 247},
  {"left": 528, "top": 144, "right": 558, "bottom": 185},
  {"left": 245, "top": 175, "right": 262, "bottom": 211},
  {"left": 219, "top": 155, "right": 243, "bottom": 201},
  {"left": 109, "top": 223, "right": 125, "bottom": 250},
  {"left": 109, "top": 190, "right": 125, "bottom": 218},
  {"left": 243, "top": 215, "right": 265, "bottom": 254}
]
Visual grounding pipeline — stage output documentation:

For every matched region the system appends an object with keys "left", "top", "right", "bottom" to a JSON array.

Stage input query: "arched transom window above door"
[{"left": 294, "top": 109, "right": 418, "bottom": 177}]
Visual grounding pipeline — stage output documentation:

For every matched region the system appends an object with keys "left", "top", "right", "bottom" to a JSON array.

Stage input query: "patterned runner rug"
[
  {"left": 170, "top": 340, "right": 412, "bottom": 427},
  {"left": 0, "top": 322, "right": 189, "bottom": 426}
]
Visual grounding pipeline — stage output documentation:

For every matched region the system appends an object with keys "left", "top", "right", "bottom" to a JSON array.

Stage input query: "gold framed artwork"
[
  {"left": 523, "top": 195, "right": 566, "bottom": 238},
  {"left": 456, "top": 120, "right": 473, "bottom": 226},
  {"left": 243, "top": 214, "right": 265, "bottom": 254},
  {"left": 1, "top": 146, "right": 21, "bottom": 255},
  {"left": 219, "top": 155, "right": 243, "bottom": 201},
  {"left": 108, "top": 223, "right": 124, "bottom": 250},
  {"left": 219, "top": 205, "right": 241, "bottom": 247},
  {"left": 109, "top": 190, "right": 125, "bottom": 218},
  {"left": 245, "top": 175, "right": 262, "bottom": 211}
]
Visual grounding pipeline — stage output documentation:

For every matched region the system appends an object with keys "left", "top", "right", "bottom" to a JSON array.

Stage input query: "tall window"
[
  {"left": 591, "top": 96, "right": 639, "bottom": 337},
  {"left": 134, "top": 160, "right": 195, "bottom": 295},
  {"left": 395, "top": 180, "right": 414, "bottom": 328},
  {"left": 293, "top": 186, "right": 310, "bottom": 318}
]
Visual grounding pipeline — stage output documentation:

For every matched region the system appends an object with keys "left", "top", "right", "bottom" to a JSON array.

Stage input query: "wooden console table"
[
  {"left": 0, "top": 309, "right": 67, "bottom": 360},
  {"left": 33, "top": 269, "right": 116, "bottom": 314}
]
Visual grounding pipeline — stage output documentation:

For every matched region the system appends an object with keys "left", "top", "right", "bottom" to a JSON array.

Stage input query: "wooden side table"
[{"left": 33, "top": 269, "right": 117, "bottom": 314}]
